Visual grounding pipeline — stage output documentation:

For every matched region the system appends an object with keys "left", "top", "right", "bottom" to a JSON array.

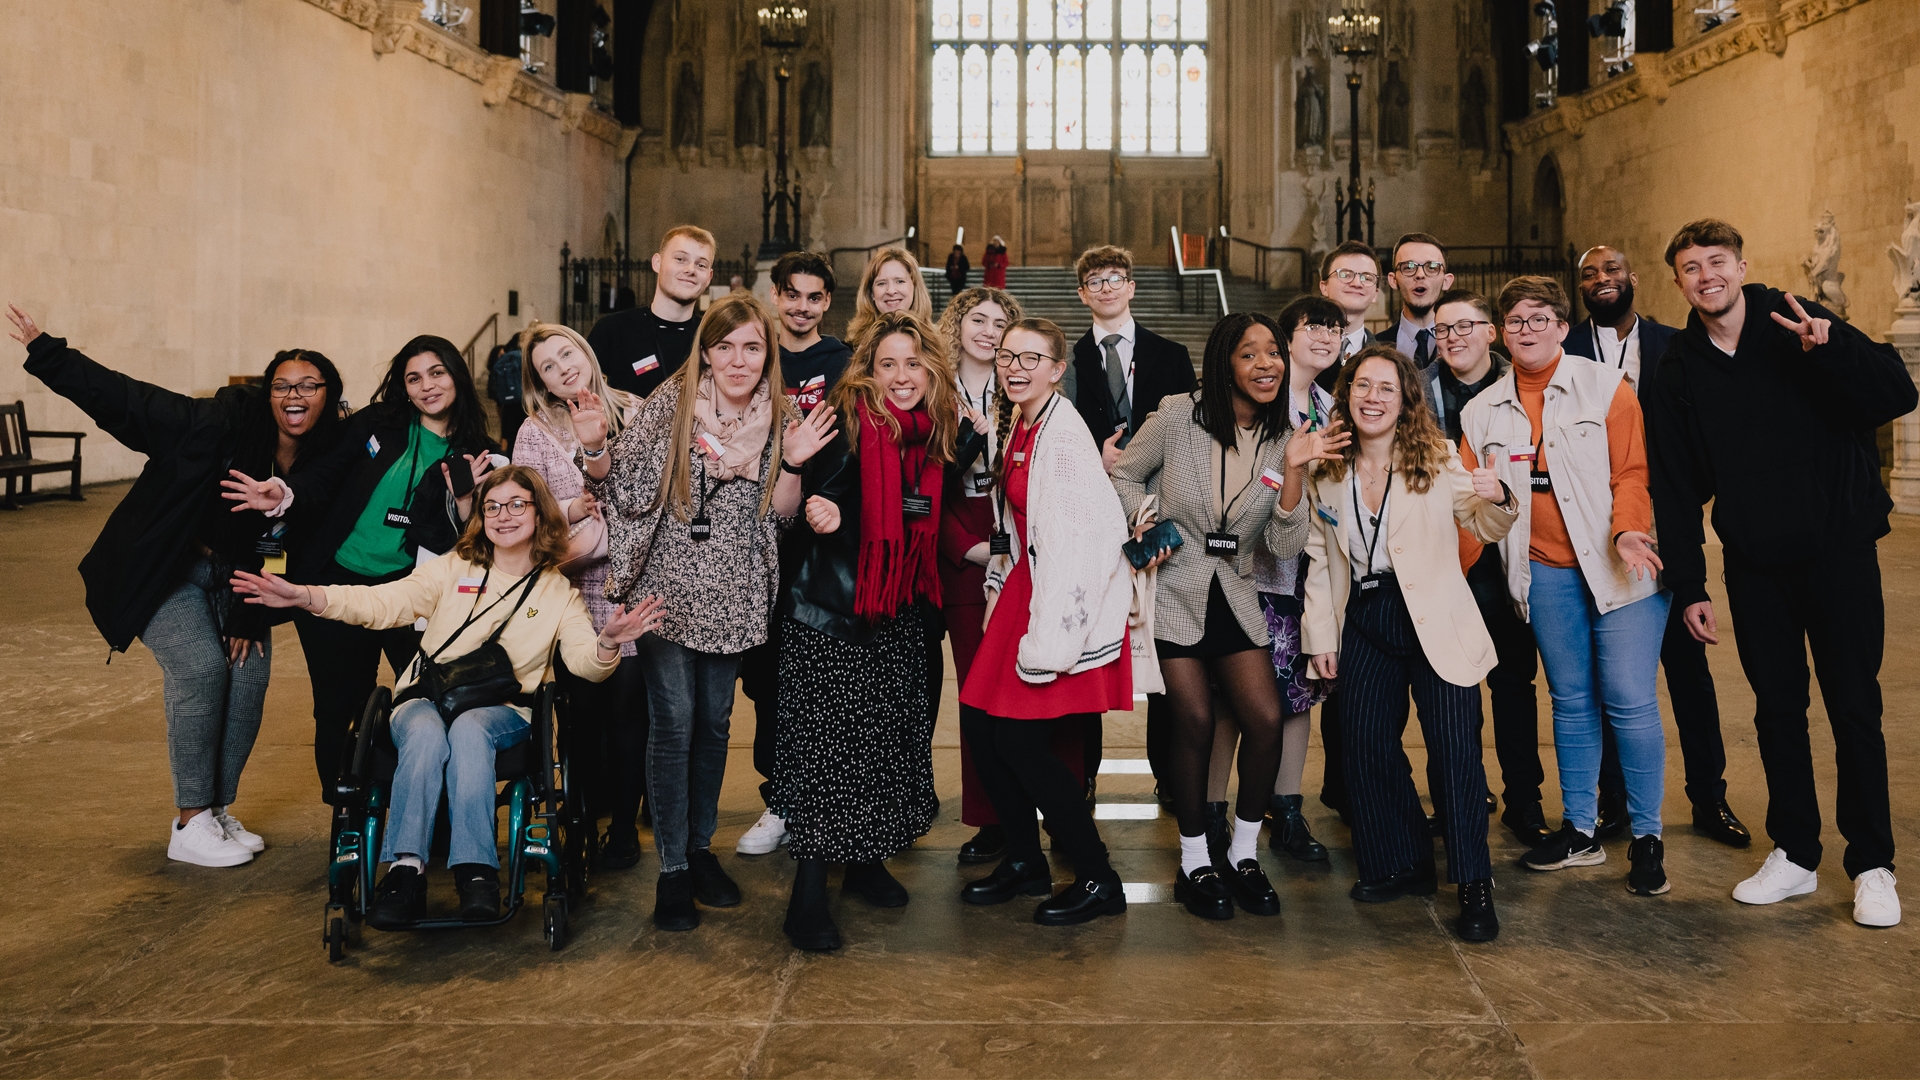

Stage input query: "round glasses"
[
  {"left": 1432, "top": 319, "right": 1491, "bottom": 339},
  {"left": 1293, "top": 324, "right": 1341, "bottom": 343},
  {"left": 1327, "top": 268, "right": 1379, "bottom": 286},
  {"left": 1394, "top": 260, "right": 1447, "bottom": 277},
  {"left": 1503, "top": 313, "right": 1562, "bottom": 333},
  {"left": 995, "top": 349, "right": 1056, "bottom": 371},
  {"left": 482, "top": 498, "right": 534, "bottom": 518},
  {"left": 1081, "top": 275, "right": 1132, "bottom": 293}
]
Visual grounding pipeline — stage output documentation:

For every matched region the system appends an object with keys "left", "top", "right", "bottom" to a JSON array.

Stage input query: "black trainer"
[
  {"left": 369, "top": 864, "right": 427, "bottom": 928},
  {"left": 1626, "top": 834, "right": 1671, "bottom": 896},
  {"left": 1268, "top": 794, "right": 1329, "bottom": 862},
  {"left": 1522, "top": 823, "right": 1606, "bottom": 871},
  {"left": 687, "top": 847, "right": 742, "bottom": 907},
  {"left": 452, "top": 863, "right": 500, "bottom": 922},
  {"left": 653, "top": 869, "right": 699, "bottom": 931},
  {"left": 1174, "top": 866, "right": 1235, "bottom": 920},
  {"left": 1455, "top": 879, "right": 1499, "bottom": 941}
]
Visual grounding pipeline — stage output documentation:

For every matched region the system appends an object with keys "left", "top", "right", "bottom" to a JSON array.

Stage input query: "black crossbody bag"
[{"left": 396, "top": 569, "right": 542, "bottom": 718}]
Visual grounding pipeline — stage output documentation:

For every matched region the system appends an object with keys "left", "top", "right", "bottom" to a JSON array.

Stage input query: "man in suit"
[
  {"left": 1314, "top": 241, "right": 1386, "bottom": 394},
  {"left": 1068, "top": 244, "right": 1198, "bottom": 796},
  {"left": 1385, "top": 233, "right": 1455, "bottom": 369},
  {"left": 1566, "top": 243, "right": 1749, "bottom": 848}
]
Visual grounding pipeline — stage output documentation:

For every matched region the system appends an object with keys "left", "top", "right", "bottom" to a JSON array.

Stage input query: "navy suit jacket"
[{"left": 1563, "top": 314, "right": 1678, "bottom": 407}]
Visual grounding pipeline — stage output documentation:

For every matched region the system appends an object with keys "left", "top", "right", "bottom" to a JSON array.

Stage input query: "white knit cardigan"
[{"left": 983, "top": 396, "right": 1134, "bottom": 685}]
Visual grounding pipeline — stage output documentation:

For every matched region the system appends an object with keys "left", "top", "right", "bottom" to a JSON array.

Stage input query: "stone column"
[{"left": 1888, "top": 296, "right": 1920, "bottom": 513}]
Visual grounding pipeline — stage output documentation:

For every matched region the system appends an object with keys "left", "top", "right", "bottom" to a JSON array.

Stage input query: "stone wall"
[{"left": 2, "top": 0, "right": 628, "bottom": 482}]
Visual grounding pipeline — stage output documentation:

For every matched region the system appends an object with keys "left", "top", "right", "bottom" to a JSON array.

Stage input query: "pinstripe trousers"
[{"left": 1340, "top": 584, "right": 1493, "bottom": 884}]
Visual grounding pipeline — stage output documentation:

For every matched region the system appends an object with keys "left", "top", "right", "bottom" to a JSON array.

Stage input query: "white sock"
[
  {"left": 392, "top": 855, "right": 424, "bottom": 872},
  {"left": 1179, "top": 832, "right": 1210, "bottom": 876},
  {"left": 1229, "top": 816, "right": 1263, "bottom": 866}
]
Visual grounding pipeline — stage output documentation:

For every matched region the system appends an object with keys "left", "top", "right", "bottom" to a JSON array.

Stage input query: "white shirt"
[
  {"left": 1395, "top": 312, "right": 1437, "bottom": 362},
  {"left": 1345, "top": 471, "right": 1393, "bottom": 582},
  {"left": 1591, "top": 316, "right": 1643, "bottom": 391},
  {"left": 1091, "top": 315, "right": 1139, "bottom": 402},
  {"left": 1342, "top": 326, "right": 1369, "bottom": 364}
]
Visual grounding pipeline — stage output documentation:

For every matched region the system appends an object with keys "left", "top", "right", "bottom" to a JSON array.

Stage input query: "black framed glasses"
[
  {"left": 482, "top": 498, "right": 534, "bottom": 518},
  {"left": 1432, "top": 319, "right": 1491, "bottom": 339},
  {"left": 1502, "top": 313, "right": 1561, "bottom": 333},
  {"left": 1394, "top": 260, "right": 1447, "bottom": 277},
  {"left": 1081, "top": 274, "right": 1133, "bottom": 293},
  {"left": 1327, "top": 268, "right": 1379, "bottom": 286},
  {"left": 269, "top": 379, "right": 324, "bottom": 398},
  {"left": 995, "top": 349, "right": 1055, "bottom": 371}
]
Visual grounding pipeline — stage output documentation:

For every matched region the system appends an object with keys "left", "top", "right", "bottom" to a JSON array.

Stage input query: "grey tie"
[{"left": 1102, "top": 334, "right": 1129, "bottom": 428}]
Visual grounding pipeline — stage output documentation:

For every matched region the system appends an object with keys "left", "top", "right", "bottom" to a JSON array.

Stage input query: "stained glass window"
[{"left": 930, "top": 0, "right": 1203, "bottom": 155}]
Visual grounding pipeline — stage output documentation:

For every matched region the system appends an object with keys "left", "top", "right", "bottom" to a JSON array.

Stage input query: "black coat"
[
  {"left": 23, "top": 336, "right": 333, "bottom": 651},
  {"left": 1564, "top": 314, "right": 1678, "bottom": 406},
  {"left": 1646, "top": 284, "right": 1918, "bottom": 608},
  {"left": 1070, "top": 324, "right": 1196, "bottom": 447}
]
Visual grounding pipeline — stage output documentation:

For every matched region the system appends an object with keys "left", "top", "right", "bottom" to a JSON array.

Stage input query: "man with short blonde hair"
[{"left": 589, "top": 224, "right": 718, "bottom": 400}]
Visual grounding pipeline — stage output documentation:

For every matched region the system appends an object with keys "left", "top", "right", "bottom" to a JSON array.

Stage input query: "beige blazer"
[{"left": 1300, "top": 444, "right": 1518, "bottom": 688}]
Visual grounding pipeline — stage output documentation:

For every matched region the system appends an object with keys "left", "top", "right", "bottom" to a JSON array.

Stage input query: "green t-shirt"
[{"left": 334, "top": 419, "right": 449, "bottom": 578}]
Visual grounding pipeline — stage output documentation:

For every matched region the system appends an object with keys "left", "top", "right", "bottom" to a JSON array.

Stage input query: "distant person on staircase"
[
  {"left": 945, "top": 244, "right": 971, "bottom": 299},
  {"left": 982, "top": 236, "right": 1009, "bottom": 289},
  {"left": 589, "top": 225, "right": 717, "bottom": 400},
  {"left": 1386, "top": 233, "right": 1455, "bottom": 371}
]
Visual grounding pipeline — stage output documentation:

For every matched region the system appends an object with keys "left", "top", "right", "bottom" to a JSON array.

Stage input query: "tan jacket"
[
  {"left": 322, "top": 552, "right": 616, "bottom": 718},
  {"left": 1301, "top": 445, "right": 1518, "bottom": 688}
]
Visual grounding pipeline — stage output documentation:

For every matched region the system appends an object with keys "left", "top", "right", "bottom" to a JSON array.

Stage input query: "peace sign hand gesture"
[{"left": 1770, "top": 293, "right": 1832, "bottom": 353}]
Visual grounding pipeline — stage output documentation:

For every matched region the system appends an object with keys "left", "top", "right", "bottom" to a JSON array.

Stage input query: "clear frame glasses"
[
  {"left": 1327, "top": 268, "right": 1379, "bottom": 286},
  {"left": 1294, "top": 324, "right": 1341, "bottom": 343},
  {"left": 1351, "top": 379, "right": 1402, "bottom": 399}
]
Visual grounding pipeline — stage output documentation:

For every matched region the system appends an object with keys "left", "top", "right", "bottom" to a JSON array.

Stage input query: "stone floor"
[{"left": 2, "top": 482, "right": 1918, "bottom": 1078}]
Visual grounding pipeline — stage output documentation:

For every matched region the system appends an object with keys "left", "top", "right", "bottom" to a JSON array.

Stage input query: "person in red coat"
[{"left": 982, "top": 237, "right": 1009, "bottom": 289}]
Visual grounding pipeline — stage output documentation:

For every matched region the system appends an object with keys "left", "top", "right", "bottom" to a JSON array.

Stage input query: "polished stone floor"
[{"left": 2, "top": 483, "right": 1918, "bottom": 1078}]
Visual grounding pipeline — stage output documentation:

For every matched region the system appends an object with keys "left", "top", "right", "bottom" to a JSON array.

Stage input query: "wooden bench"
[{"left": 0, "top": 400, "right": 85, "bottom": 509}]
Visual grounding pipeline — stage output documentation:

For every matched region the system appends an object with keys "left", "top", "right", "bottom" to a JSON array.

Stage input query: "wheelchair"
[{"left": 322, "top": 675, "right": 592, "bottom": 961}]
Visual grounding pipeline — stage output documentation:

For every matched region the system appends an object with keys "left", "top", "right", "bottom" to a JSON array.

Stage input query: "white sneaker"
[
  {"left": 214, "top": 807, "right": 265, "bottom": 854},
  {"left": 167, "top": 810, "right": 254, "bottom": 867},
  {"left": 736, "top": 810, "right": 788, "bottom": 855},
  {"left": 1731, "top": 848, "right": 1817, "bottom": 905},
  {"left": 1853, "top": 868, "right": 1901, "bottom": 927}
]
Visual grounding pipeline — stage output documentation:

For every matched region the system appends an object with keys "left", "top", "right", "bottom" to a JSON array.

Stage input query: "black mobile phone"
[
  {"left": 444, "top": 453, "right": 477, "bottom": 498},
  {"left": 1122, "top": 520, "right": 1183, "bottom": 569}
]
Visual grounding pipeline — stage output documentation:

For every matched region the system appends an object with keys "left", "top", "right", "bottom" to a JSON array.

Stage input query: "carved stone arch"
[{"left": 1530, "top": 154, "right": 1565, "bottom": 248}]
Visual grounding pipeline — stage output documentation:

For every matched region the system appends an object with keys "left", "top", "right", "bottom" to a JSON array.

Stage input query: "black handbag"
[{"left": 398, "top": 569, "right": 542, "bottom": 718}]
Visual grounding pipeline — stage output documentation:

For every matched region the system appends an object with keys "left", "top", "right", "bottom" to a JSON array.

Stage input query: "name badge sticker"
[
  {"left": 366, "top": 435, "right": 381, "bottom": 458},
  {"left": 1259, "top": 468, "right": 1285, "bottom": 491},
  {"left": 1011, "top": 451, "right": 1026, "bottom": 464},
  {"left": 1507, "top": 449, "right": 1537, "bottom": 463},
  {"left": 696, "top": 432, "right": 726, "bottom": 459},
  {"left": 457, "top": 576, "right": 487, "bottom": 594},
  {"left": 633, "top": 354, "right": 661, "bottom": 375},
  {"left": 1315, "top": 504, "right": 1339, "bottom": 527}
]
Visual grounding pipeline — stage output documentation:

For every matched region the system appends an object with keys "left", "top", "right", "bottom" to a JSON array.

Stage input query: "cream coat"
[{"left": 1301, "top": 444, "right": 1518, "bottom": 688}]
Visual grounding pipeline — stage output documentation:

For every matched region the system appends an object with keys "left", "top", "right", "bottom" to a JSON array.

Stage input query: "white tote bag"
[{"left": 1127, "top": 496, "right": 1165, "bottom": 696}]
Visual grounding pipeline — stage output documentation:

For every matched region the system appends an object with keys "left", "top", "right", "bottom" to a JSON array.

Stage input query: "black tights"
[
  {"left": 961, "top": 706, "right": 1117, "bottom": 883},
  {"left": 1161, "top": 649, "right": 1285, "bottom": 837}
]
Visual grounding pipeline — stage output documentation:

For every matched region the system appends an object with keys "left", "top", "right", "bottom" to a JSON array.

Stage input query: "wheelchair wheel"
[
  {"left": 543, "top": 895, "right": 568, "bottom": 952},
  {"left": 324, "top": 905, "right": 347, "bottom": 963}
]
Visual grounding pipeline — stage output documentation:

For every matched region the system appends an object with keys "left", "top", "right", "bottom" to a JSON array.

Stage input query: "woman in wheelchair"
[{"left": 234, "top": 466, "right": 663, "bottom": 923}]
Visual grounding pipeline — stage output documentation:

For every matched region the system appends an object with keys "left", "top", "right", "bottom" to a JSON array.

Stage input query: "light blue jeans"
[
  {"left": 381, "top": 698, "right": 529, "bottom": 868},
  {"left": 1528, "top": 563, "right": 1669, "bottom": 838}
]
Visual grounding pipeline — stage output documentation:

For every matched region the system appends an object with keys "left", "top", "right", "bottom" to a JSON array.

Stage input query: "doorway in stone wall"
[{"left": 1530, "top": 155, "right": 1564, "bottom": 248}]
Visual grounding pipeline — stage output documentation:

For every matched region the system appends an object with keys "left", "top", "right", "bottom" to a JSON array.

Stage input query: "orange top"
[{"left": 1458, "top": 353, "right": 1651, "bottom": 570}]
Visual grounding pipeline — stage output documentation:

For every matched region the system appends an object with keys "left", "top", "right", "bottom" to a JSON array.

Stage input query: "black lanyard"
[
  {"left": 694, "top": 454, "right": 729, "bottom": 518},
  {"left": 1350, "top": 466, "right": 1390, "bottom": 575},
  {"left": 1217, "top": 434, "right": 1263, "bottom": 533},
  {"left": 995, "top": 395, "right": 1060, "bottom": 532},
  {"left": 1592, "top": 318, "right": 1630, "bottom": 370}
]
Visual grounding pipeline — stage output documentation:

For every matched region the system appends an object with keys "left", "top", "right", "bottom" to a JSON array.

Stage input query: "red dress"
[
  {"left": 983, "top": 248, "right": 1009, "bottom": 289},
  {"left": 960, "top": 414, "right": 1132, "bottom": 719}
]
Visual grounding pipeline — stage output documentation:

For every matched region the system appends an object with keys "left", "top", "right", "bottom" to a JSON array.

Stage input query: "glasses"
[
  {"left": 1394, "top": 260, "right": 1447, "bottom": 277},
  {"left": 1432, "top": 319, "right": 1491, "bottom": 339},
  {"left": 1294, "top": 324, "right": 1341, "bottom": 343},
  {"left": 1351, "top": 379, "right": 1401, "bottom": 399},
  {"left": 1503, "top": 313, "right": 1562, "bottom": 333},
  {"left": 481, "top": 498, "right": 534, "bottom": 518},
  {"left": 1327, "top": 268, "right": 1379, "bottom": 286},
  {"left": 270, "top": 380, "right": 324, "bottom": 398},
  {"left": 995, "top": 349, "right": 1056, "bottom": 371},
  {"left": 1081, "top": 274, "right": 1133, "bottom": 293}
]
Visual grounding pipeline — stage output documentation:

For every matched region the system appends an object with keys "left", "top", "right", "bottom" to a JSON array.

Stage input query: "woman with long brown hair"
[{"left": 845, "top": 246, "right": 934, "bottom": 348}]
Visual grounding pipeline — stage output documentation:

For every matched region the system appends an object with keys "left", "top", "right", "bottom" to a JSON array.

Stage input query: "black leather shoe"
[
  {"left": 844, "top": 861, "right": 910, "bottom": 907},
  {"left": 1455, "top": 879, "right": 1499, "bottom": 941},
  {"left": 1085, "top": 776, "right": 1098, "bottom": 808},
  {"left": 958, "top": 825, "right": 1007, "bottom": 865},
  {"left": 783, "top": 859, "right": 840, "bottom": 951},
  {"left": 1500, "top": 801, "right": 1554, "bottom": 847},
  {"left": 687, "top": 848, "right": 742, "bottom": 908},
  {"left": 1175, "top": 866, "right": 1235, "bottom": 920},
  {"left": 1692, "top": 799, "right": 1752, "bottom": 848},
  {"left": 1204, "top": 801, "right": 1231, "bottom": 870},
  {"left": 600, "top": 828, "right": 643, "bottom": 870},
  {"left": 653, "top": 869, "right": 699, "bottom": 931},
  {"left": 1350, "top": 859, "right": 1440, "bottom": 903},
  {"left": 961, "top": 858, "right": 1053, "bottom": 905},
  {"left": 1034, "top": 878, "right": 1127, "bottom": 925},
  {"left": 1594, "top": 790, "right": 1630, "bottom": 842},
  {"left": 451, "top": 863, "right": 500, "bottom": 922},
  {"left": 1268, "top": 794, "right": 1330, "bottom": 861},
  {"left": 369, "top": 864, "right": 427, "bottom": 928},
  {"left": 1226, "top": 859, "right": 1281, "bottom": 916}
]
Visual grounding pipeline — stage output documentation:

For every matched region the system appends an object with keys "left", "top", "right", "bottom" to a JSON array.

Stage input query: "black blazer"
[
  {"left": 1070, "top": 324, "right": 1196, "bottom": 447},
  {"left": 1312, "top": 328, "right": 1386, "bottom": 394},
  {"left": 1563, "top": 314, "right": 1678, "bottom": 406}
]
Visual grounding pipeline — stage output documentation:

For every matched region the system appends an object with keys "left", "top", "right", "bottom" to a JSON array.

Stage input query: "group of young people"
[{"left": 9, "top": 211, "right": 1908, "bottom": 951}]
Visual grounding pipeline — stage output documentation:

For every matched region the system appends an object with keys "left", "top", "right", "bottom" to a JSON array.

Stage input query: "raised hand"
[
  {"left": 569, "top": 389, "right": 608, "bottom": 450},
  {"left": 601, "top": 594, "right": 666, "bottom": 645},
  {"left": 220, "top": 469, "right": 288, "bottom": 513},
  {"left": 230, "top": 569, "right": 318, "bottom": 611},
  {"left": 804, "top": 494, "right": 842, "bottom": 534},
  {"left": 1770, "top": 292, "right": 1832, "bottom": 353},
  {"left": 782, "top": 403, "right": 839, "bottom": 467},
  {"left": 1470, "top": 464, "right": 1505, "bottom": 503},
  {"left": 6, "top": 304, "right": 42, "bottom": 348},
  {"left": 1286, "top": 418, "right": 1351, "bottom": 472},
  {"left": 1615, "top": 530, "right": 1664, "bottom": 582},
  {"left": 963, "top": 404, "right": 992, "bottom": 436}
]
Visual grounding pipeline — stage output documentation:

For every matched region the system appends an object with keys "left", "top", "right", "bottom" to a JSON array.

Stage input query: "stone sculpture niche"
[
  {"left": 1890, "top": 200, "right": 1920, "bottom": 304},
  {"left": 1801, "top": 209, "right": 1848, "bottom": 320},
  {"left": 673, "top": 60, "right": 702, "bottom": 171},
  {"left": 735, "top": 61, "right": 767, "bottom": 150}
]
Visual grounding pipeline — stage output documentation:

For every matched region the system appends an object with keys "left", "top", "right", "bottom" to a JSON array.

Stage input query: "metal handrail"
[
  {"left": 462, "top": 312, "right": 501, "bottom": 377},
  {"left": 1220, "top": 230, "right": 1314, "bottom": 294},
  {"left": 1170, "top": 226, "right": 1229, "bottom": 316}
]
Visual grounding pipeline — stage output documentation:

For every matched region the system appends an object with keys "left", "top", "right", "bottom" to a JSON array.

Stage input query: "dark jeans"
[
  {"left": 962, "top": 706, "right": 1118, "bottom": 884},
  {"left": 1468, "top": 546, "right": 1546, "bottom": 807},
  {"left": 637, "top": 635, "right": 742, "bottom": 874},
  {"left": 1723, "top": 542, "right": 1893, "bottom": 879},
  {"left": 558, "top": 653, "right": 649, "bottom": 835},
  {"left": 293, "top": 569, "right": 420, "bottom": 804},
  {"left": 1596, "top": 595, "right": 1729, "bottom": 807}
]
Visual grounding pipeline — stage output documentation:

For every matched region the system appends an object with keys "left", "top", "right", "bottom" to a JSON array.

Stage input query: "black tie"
[{"left": 1414, "top": 327, "right": 1433, "bottom": 369}]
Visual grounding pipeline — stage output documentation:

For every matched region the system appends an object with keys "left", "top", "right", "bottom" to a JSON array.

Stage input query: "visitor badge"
[
  {"left": 1259, "top": 468, "right": 1285, "bottom": 491},
  {"left": 366, "top": 435, "right": 381, "bottom": 458},
  {"left": 989, "top": 531, "right": 1012, "bottom": 556},
  {"left": 697, "top": 432, "right": 725, "bottom": 459},
  {"left": 690, "top": 515, "right": 712, "bottom": 540},
  {"left": 966, "top": 472, "right": 993, "bottom": 497},
  {"left": 633, "top": 354, "right": 660, "bottom": 375},
  {"left": 457, "top": 576, "right": 486, "bottom": 595},
  {"left": 384, "top": 507, "right": 412, "bottom": 528},
  {"left": 1204, "top": 532, "right": 1240, "bottom": 557},
  {"left": 903, "top": 493, "right": 933, "bottom": 517}
]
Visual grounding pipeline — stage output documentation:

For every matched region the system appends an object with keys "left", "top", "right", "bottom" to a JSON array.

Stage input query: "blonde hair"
[
  {"left": 829, "top": 311, "right": 960, "bottom": 463},
  {"left": 935, "top": 286, "right": 1024, "bottom": 368},
  {"left": 1320, "top": 345, "right": 1451, "bottom": 494},
  {"left": 453, "top": 466, "right": 571, "bottom": 573},
  {"left": 659, "top": 224, "right": 717, "bottom": 256},
  {"left": 655, "top": 293, "right": 794, "bottom": 521},
  {"left": 846, "top": 247, "right": 934, "bottom": 348},
  {"left": 517, "top": 322, "right": 637, "bottom": 443}
]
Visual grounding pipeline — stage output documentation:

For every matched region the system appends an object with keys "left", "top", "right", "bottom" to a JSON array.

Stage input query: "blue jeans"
[
  {"left": 382, "top": 698, "right": 529, "bottom": 868},
  {"left": 636, "top": 635, "right": 742, "bottom": 873},
  {"left": 1528, "top": 563, "right": 1669, "bottom": 837}
]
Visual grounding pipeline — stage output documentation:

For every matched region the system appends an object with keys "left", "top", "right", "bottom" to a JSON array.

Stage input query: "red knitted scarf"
[{"left": 854, "top": 399, "right": 944, "bottom": 620}]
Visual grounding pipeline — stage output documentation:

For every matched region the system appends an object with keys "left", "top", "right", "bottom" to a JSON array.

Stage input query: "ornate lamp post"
[
  {"left": 1328, "top": 0, "right": 1380, "bottom": 245},
  {"left": 757, "top": 4, "right": 809, "bottom": 258}
]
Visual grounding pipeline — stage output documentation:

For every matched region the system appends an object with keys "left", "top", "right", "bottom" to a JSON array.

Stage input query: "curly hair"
[
  {"left": 935, "top": 286, "right": 1024, "bottom": 367},
  {"left": 453, "top": 465, "right": 570, "bottom": 573},
  {"left": 828, "top": 310, "right": 960, "bottom": 463},
  {"left": 1320, "top": 345, "right": 1452, "bottom": 494}
]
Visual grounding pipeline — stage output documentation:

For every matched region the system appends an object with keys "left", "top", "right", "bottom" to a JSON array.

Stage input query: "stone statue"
[
  {"left": 1304, "top": 173, "right": 1334, "bottom": 255},
  {"left": 1381, "top": 62, "right": 1411, "bottom": 150},
  {"left": 672, "top": 61, "right": 702, "bottom": 149},
  {"left": 800, "top": 61, "right": 831, "bottom": 148},
  {"left": 1801, "top": 210, "right": 1848, "bottom": 320},
  {"left": 1890, "top": 200, "right": 1920, "bottom": 302},
  {"left": 1460, "top": 66, "right": 1490, "bottom": 152},
  {"left": 734, "top": 61, "right": 766, "bottom": 148},
  {"left": 1295, "top": 66, "right": 1327, "bottom": 149}
]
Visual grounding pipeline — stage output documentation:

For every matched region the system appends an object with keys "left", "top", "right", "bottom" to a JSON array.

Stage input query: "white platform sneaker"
[
  {"left": 1853, "top": 868, "right": 1901, "bottom": 927},
  {"left": 168, "top": 809, "right": 254, "bottom": 867},
  {"left": 1731, "top": 848, "right": 1817, "bottom": 905},
  {"left": 736, "top": 810, "right": 788, "bottom": 855},
  {"left": 215, "top": 807, "right": 265, "bottom": 854}
]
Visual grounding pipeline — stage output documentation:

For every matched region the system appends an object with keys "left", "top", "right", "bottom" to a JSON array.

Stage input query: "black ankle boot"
[
  {"left": 783, "top": 859, "right": 840, "bottom": 951},
  {"left": 843, "top": 860, "right": 910, "bottom": 907},
  {"left": 1268, "top": 794, "right": 1329, "bottom": 862},
  {"left": 1204, "top": 801, "right": 1231, "bottom": 870}
]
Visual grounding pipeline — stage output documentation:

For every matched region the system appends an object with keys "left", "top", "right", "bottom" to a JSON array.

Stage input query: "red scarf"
[{"left": 854, "top": 399, "right": 944, "bottom": 620}]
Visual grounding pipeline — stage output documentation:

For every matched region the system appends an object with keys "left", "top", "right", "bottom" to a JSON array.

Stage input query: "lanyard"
[
  {"left": 1350, "top": 466, "right": 1390, "bottom": 574},
  {"left": 959, "top": 371, "right": 993, "bottom": 419},
  {"left": 1592, "top": 318, "right": 1631, "bottom": 370},
  {"left": 430, "top": 565, "right": 539, "bottom": 660},
  {"left": 995, "top": 395, "right": 1060, "bottom": 529},
  {"left": 1292, "top": 386, "right": 1320, "bottom": 431},
  {"left": 399, "top": 421, "right": 427, "bottom": 505},
  {"left": 1217, "top": 433, "right": 1263, "bottom": 532},
  {"left": 900, "top": 416, "right": 929, "bottom": 498},
  {"left": 694, "top": 454, "right": 728, "bottom": 518}
]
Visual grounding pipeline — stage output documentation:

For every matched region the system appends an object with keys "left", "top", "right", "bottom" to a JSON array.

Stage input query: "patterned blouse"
[
  {"left": 512, "top": 414, "right": 633, "bottom": 657},
  {"left": 586, "top": 372, "right": 796, "bottom": 655}
]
